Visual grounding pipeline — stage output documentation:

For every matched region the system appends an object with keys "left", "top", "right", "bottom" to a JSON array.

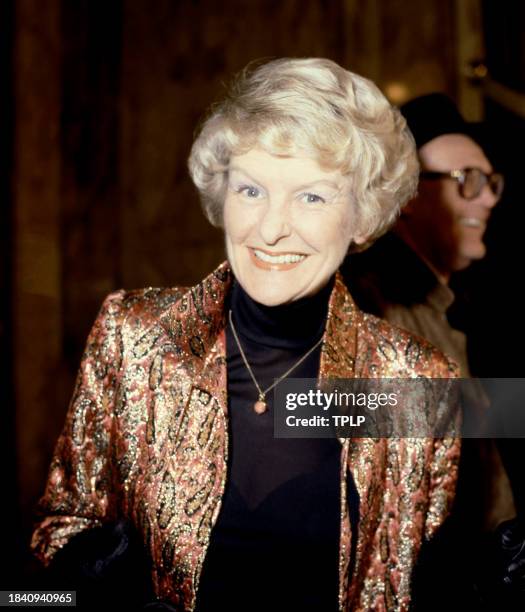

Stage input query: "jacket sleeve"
[
  {"left": 424, "top": 436, "right": 461, "bottom": 539},
  {"left": 424, "top": 362, "right": 462, "bottom": 539},
  {"left": 30, "top": 290, "right": 126, "bottom": 566}
]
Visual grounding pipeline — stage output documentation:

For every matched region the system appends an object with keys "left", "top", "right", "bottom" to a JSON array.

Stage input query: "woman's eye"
[
  {"left": 302, "top": 193, "right": 325, "bottom": 204},
  {"left": 238, "top": 185, "right": 261, "bottom": 198}
]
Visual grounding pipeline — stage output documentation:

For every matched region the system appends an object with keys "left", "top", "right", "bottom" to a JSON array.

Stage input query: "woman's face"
[{"left": 223, "top": 148, "right": 364, "bottom": 306}]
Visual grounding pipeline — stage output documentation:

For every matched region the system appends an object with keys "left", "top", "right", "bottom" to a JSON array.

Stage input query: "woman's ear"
[{"left": 352, "top": 233, "right": 369, "bottom": 246}]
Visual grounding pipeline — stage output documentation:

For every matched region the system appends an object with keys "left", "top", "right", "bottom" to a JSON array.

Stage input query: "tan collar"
[{"left": 426, "top": 279, "right": 456, "bottom": 314}]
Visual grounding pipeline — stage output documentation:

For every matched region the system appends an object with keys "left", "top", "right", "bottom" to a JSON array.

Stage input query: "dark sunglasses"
[{"left": 420, "top": 167, "right": 504, "bottom": 200}]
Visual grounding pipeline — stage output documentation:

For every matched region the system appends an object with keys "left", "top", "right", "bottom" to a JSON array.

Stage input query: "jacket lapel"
[
  {"left": 320, "top": 273, "right": 387, "bottom": 608},
  {"left": 155, "top": 263, "right": 232, "bottom": 609}
]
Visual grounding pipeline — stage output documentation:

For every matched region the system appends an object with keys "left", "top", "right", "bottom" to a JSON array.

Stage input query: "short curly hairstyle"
[{"left": 188, "top": 57, "right": 419, "bottom": 246}]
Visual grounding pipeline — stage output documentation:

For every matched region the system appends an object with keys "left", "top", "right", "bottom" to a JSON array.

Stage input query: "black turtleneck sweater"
[{"left": 195, "top": 279, "right": 358, "bottom": 612}]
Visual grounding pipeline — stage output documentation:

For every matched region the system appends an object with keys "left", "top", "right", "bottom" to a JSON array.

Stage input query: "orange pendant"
[{"left": 254, "top": 400, "right": 267, "bottom": 414}]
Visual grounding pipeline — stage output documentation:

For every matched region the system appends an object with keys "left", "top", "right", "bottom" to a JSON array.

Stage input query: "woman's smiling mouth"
[{"left": 249, "top": 247, "right": 307, "bottom": 270}]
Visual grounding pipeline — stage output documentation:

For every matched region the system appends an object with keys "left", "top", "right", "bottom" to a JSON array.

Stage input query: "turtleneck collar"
[{"left": 228, "top": 276, "right": 335, "bottom": 350}]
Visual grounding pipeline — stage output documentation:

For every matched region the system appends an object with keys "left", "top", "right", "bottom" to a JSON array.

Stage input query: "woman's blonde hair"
[{"left": 188, "top": 57, "right": 418, "bottom": 246}]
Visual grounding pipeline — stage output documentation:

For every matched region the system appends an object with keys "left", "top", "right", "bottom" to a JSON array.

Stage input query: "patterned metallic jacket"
[{"left": 31, "top": 262, "right": 460, "bottom": 611}]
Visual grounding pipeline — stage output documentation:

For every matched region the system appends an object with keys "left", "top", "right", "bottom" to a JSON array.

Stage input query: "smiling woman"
[
  {"left": 31, "top": 58, "right": 460, "bottom": 612},
  {"left": 224, "top": 149, "right": 359, "bottom": 305}
]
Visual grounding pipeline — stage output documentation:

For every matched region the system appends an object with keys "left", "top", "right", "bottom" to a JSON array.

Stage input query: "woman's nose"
[{"left": 258, "top": 200, "right": 292, "bottom": 244}]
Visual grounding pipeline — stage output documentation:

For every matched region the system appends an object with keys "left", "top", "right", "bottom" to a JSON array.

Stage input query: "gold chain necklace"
[{"left": 228, "top": 309, "right": 324, "bottom": 414}]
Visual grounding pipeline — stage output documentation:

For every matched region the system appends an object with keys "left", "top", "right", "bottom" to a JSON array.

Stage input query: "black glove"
[
  {"left": 475, "top": 517, "right": 525, "bottom": 611},
  {"left": 496, "top": 519, "right": 525, "bottom": 592},
  {"left": 46, "top": 520, "right": 153, "bottom": 610}
]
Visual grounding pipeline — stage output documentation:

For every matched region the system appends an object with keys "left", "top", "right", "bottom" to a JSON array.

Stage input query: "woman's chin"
[
  {"left": 244, "top": 289, "right": 295, "bottom": 307},
  {"left": 239, "top": 280, "right": 300, "bottom": 306},
  {"left": 242, "top": 280, "right": 326, "bottom": 306}
]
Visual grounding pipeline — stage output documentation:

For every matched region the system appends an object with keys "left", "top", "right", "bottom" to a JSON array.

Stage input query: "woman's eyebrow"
[
  {"left": 294, "top": 179, "right": 341, "bottom": 190},
  {"left": 228, "top": 166, "right": 263, "bottom": 185}
]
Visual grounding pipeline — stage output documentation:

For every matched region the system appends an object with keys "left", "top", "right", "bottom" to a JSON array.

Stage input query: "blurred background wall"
[{"left": 2, "top": 0, "right": 524, "bottom": 584}]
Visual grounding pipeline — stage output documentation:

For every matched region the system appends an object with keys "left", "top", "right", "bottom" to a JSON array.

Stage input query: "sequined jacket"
[{"left": 31, "top": 262, "right": 460, "bottom": 611}]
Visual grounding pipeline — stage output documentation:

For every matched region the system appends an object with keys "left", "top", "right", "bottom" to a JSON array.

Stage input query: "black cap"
[{"left": 400, "top": 93, "right": 470, "bottom": 149}]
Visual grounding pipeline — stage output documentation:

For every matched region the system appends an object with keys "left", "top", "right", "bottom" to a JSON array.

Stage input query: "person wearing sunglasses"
[
  {"left": 342, "top": 92, "right": 503, "bottom": 380},
  {"left": 403, "top": 134, "right": 503, "bottom": 283},
  {"left": 341, "top": 94, "right": 520, "bottom": 610}
]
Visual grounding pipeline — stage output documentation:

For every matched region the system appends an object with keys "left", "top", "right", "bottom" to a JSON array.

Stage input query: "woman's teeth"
[{"left": 253, "top": 249, "right": 306, "bottom": 264}]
